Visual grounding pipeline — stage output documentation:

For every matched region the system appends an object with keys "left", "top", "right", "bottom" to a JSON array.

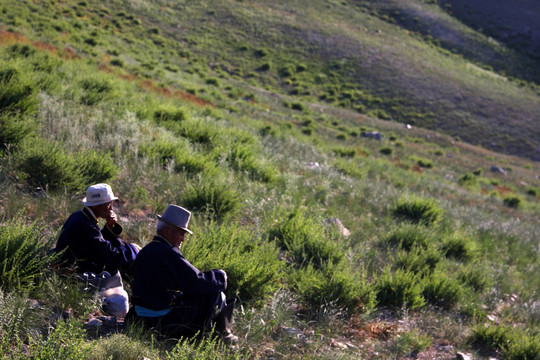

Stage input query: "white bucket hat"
[
  {"left": 82, "top": 183, "right": 118, "bottom": 206},
  {"left": 156, "top": 205, "right": 193, "bottom": 234}
]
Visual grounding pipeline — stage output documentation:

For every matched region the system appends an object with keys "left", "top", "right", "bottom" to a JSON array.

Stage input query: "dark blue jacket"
[
  {"left": 54, "top": 207, "right": 139, "bottom": 275},
  {"left": 132, "top": 236, "right": 226, "bottom": 311}
]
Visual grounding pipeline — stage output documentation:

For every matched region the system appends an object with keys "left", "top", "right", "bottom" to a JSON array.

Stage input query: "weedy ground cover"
[{"left": 0, "top": 0, "right": 539, "bottom": 359}]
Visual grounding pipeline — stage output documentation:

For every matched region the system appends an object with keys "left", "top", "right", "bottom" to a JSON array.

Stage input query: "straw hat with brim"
[
  {"left": 82, "top": 183, "right": 118, "bottom": 206},
  {"left": 156, "top": 205, "right": 193, "bottom": 234}
]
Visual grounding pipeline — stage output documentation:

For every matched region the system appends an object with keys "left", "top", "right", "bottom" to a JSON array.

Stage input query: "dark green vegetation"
[{"left": 0, "top": 0, "right": 539, "bottom": 359}]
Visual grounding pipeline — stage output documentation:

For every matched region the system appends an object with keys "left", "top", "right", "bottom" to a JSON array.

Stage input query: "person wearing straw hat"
[
  {"left": 52, "top": 183, "right": 141, "bottom": 278},
  {"left": 128, "top": 204, "right": 238, "bottom": 344}
]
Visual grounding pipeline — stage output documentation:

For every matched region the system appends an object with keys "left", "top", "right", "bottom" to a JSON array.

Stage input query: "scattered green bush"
[
  {"left": 0, "top": 218, "right": 55, "bottom": 291},
  {"left": 525, "top": 186, "right": 538, "bottom": 197},
  {"left": 0, "top": 112, "right": 35, "bottom": 150},
  {"left": 458, "top": 173, "right": 478, "bottom": 187},
  {"left": 166, "top": 336, "right": 240, "bottom": 360},
  {"left": 175, "top": 152, "right": 217, "bottom": 176},
  {"left": 332, "top": 146, "right": 356, "bottom": 158},
  {"left": 380, "top": 146, "right": 393, "bottom": 155},
  {"left": 75, "top": 149, "right": 118, "bottom": 185},
  {"left": 389, "top": 329, "right": 431, "bottom": 357},
  {"left": 457, "top": 265, "right": 490, "bottom": 292},
  {"left": 503, "top": 195, "right": 522, "bottom": 208},
  {"left": 333, "top": 158, "right": 363, "bottom": 178},
  {"left": 79, "top": 77, "right": 116, "bottom": 105},
  {"left": 386, "top": 224, "right": 432, "bottom": 251},
  {"left": 16, "top": 139, "right": 117, "bottom": 192},
  {"left": 178, "top": 119, "right": 220, "bottom": 147},
  {"left": 268, "top": 208, "right": 344, "bottom": 269},
  {"left": 140, "top": 139, "right": 183, "bottom": 166},
  {"left": 288, "top": 262, "right": 376, "bottom": 313},
  {"left": 376, "top": 268, "right": 425, "bottom": 310},
  {"left": 422, "top": 271, "right": 462, "bottom": 309},
  {"left": 441, "top": 231, "right": 478, "bottom": 262},
  {"left": 395, "top": 245, "right": 440, "bottom": 275},
  {"left": 391, "top": 196, "right": 443, "bottom": 225},
  {"left": 26, "top": 319, "right": 91, "bottom": 359},
  {"left": 90, "top": 333, "right": 156, "bottom": 360},
  {"left": 182, "top": 179, "right": 240, "bottom": 220},
  {"left": 16, "top": 138, "right": 81, "bottom": 191},
  {"left": 0, "top": 65, "right": 38, "bottom": 116},
  {"left": 184, "top": 223, "right": 284, "bottom": 303},
  {"left": 470, "top": 324, "right": 540, "bottom": 360},
  {"left": 153, "top": 105, "right": 190, "bottom": 122}
]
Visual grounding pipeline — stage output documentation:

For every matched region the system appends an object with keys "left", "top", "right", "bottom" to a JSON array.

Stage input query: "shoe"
[{"left": 214, "top": 299, "right": 238, "bottom": 345}]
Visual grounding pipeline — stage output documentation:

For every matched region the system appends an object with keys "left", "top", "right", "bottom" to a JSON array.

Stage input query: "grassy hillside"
[{"left": 1, "top": 0, "right": 539, "bottom": 359}]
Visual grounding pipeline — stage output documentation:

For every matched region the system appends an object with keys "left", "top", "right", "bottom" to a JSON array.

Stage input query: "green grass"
[{"left": 0, "top": 0, "right": 539, "bottom": 358}]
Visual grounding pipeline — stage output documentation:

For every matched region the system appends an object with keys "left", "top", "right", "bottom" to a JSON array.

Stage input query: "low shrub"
[
  {"left": 0, "top": 65, "right": 38, "bottom": 116},
  {"left": 182, "top": 179, "right": 240, "bottom": 220},
  {"left": 470, "top": 324, "right": 540, "bottom": 360},
  {"left": 422, "top": 271, "right": 463, "bottom": 309},
  {"left": 0, "top": 288, "right": 44, "bottom": 352},
  {"left": 140, "top": 139, "right": 183, "bottom": 166},
  {"left": 503, "top": 195, "right": 522, "bottom": 208},
  {"left": 16, "top": 138, "right": 82, "bottom": 191},
  {"left": 391, "top": 196, "right": 443, "bottom": 226},
  {"left": 75, "top": 149, "right": 118, "bottom": 185},
  {"left": 457, "top": 265, "right": 490, "bottom": 292},
  {"left": 380, "top": 146, "right": 393, "bottom": 155},
  {"left": 174, "top": 152, "right": 217, "bottom": 176},
  {"left": 166, "top": 336, "right": 239, "bottom": 360},
  {"left": 0, "top": 218, "right": 55, "bottom": 291},
  {"left": 458, "top": 173, "right": 477, "bottom": 187},
  {"left": 90, "top": 333, "right": 157, "bottom": 360},
  {"left": 395, "top": 245, "right": 440, "bottom": 275},
  {"left": 525, "top": 186, "right": 538, "bottom": 197},
  {"left": 178, "top": 119, "right": 220, "bottom": 147},
  {"left": 333, "top": 158, "right": 363, "bottom": 178},
  {"left": 153, "top": 105, "right": 189, "bottom": 122},
  {"left": 332, "top": 146, "right": 356, "bottom": 158},
  {"left": 441, "top": 231, "right": 478, "bottom": 262},
  {"left": 288, "top": 262, "right": 376, "bottom": 313},
  {"left": 388, "top": 329, "right": 431, "bottom": 357},
  {"left": 183, "top": 222, "right": 284, "bottom": 303},
  {"left": 0, "top": 112, "right": 36, "bottom": 150},
  {"left": 386, "top": 224, "right": 432, "bottom": 251},
  {"left": 79, "top": 77, "right": 116, "bottom": 105},
  {"left": 268, "top": 208, "right": 345, "bottom": 269},
  {"left": 26, "top": 319, "right": 90, "bottom": 359},
  {"left": 376, "top": 268, "right": 425, "bottom": 310}
]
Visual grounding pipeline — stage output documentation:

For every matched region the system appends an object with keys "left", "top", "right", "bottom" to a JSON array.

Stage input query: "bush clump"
[
  {"left": 16, "top": 139, "right": 117, "bottom": 192},
  {"left": 0, "top": 218, "right": 54, "bottom": 291},
  {"left": 391, "top": 196, "right": 443, "bottom": 226},
  {"left": 386, "top": 224, "right": 433, "bottom": 251},
  {"left": 440, "top": 231, "right": 478, "bottom": 262},
  {"left": 183, "top": 223, "right": 284, "bottom": 303},
  {"left": 268, "top": 208, "right": 345, "bottom": 269},
  {"left": 0, "top": 66, "right": 38, "bottom": 117},
  {"left": 182, "top": 179, "right": 240, "bottom": 220},
  {"left": 503, "top": 195, "right": 522, "bottom": 208},
  {"left": 421, "top": 271, "right": 463, "bottom": 309},
  {"left": 376, "top": 268, "right": 425, "bottom": 310}
]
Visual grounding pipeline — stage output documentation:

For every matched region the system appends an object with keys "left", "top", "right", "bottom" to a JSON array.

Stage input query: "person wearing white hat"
[
  {"left": 128, "top": 204, "right": 238, "bottom": 344},
  {"left": 52, "top": 183, "right": 141, "bottom": 278}
]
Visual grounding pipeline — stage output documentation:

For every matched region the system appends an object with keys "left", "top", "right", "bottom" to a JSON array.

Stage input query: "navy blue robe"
[
  {"left": 53, "top": 207, "right": 139, "bottom": 276},
  {"left": 130, "top": 236, "right": 226, "bottom": 337}
]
